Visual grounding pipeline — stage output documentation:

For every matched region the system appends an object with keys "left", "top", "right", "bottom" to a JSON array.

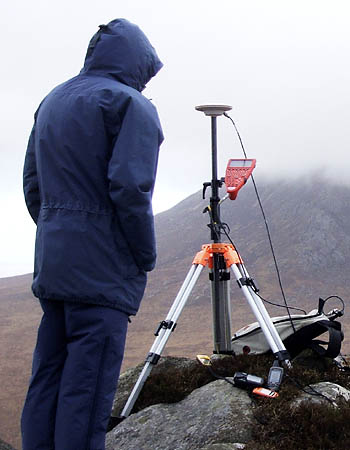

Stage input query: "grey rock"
[
  {"left": 292, "top": 381, "right": 350, "bottom": 409},
  {"left": 106, "top": 379, "right": 254, "bottom": 450},
  {"left": 209, "top": 354, "right": 235, "bottom": 364}
]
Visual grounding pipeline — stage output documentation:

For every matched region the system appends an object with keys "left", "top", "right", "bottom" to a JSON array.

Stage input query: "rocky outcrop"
[
  {"left": 292, "top": 381, "right": 350, "bottom": 409},
  {"left": 106, "top": 379, "right": 253, "bottom": 450},
  {"left": 106, "top": 356, "right": 350, "bottom": 450}
]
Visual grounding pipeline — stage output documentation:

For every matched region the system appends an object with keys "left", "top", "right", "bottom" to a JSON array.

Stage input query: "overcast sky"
[{"left": 1, "top": 0, "right": 350, "bottom": 277}]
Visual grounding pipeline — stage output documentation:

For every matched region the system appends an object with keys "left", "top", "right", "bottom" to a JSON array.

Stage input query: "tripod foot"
[
  {"left": 274, "top": 350, "right": 292, "bottom": 368},
  {"left": 107, "top": 415, "right": 126, "bottom": 431}
]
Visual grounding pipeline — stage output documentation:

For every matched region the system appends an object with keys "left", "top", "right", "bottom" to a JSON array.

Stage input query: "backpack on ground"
[{"left": 231, "top": 297, "right": 344, "bottom": 359}]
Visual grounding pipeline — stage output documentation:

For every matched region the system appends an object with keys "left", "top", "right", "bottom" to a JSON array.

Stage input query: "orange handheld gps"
[{"left": 225, "top": 158, "right": 256, "bottom": 200}]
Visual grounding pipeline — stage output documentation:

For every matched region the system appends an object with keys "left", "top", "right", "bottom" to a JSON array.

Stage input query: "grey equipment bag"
[{"left": 231, "top": 298, "right": 344, "bottom": 359}]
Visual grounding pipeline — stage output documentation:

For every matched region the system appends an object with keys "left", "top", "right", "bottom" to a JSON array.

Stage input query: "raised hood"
[{"left": 81, "top": 18, "right": 163, "bottom": 92}]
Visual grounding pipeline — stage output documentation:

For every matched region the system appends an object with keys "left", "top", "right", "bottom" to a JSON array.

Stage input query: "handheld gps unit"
[
  {"left": 225, "top": 159, "right": 256, "bottom": 200},
  {"left": 267, "top": 361, "right": 284, "bottom": 391}
]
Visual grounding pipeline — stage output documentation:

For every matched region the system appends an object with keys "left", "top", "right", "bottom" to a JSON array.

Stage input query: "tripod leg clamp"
[
  {"left": 238, "top": 277, "right": 259, "bottom": 293},
  {"left": 154, "top": 320, "right": 175, "bottom": 336},
  {"left": 146, "top": 352, "right": 161, "bottom": 365}
]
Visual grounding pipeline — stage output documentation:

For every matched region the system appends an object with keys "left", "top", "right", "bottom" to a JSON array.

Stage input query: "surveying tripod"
[{"left": 118, "top": 105, "right": 291, "bottom": 421}]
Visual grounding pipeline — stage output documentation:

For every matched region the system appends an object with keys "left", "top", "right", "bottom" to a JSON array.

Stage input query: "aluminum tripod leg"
[
  {"left": 119, "top": 263, "right": 204, "bottom": 419},
  {"left": 231, "top": 263, "right": 291, "bottom": 367}
]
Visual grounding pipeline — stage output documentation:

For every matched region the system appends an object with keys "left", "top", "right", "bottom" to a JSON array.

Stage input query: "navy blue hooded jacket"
[{"left": 23, "top": 19, "right": 163, "bottom": 315}]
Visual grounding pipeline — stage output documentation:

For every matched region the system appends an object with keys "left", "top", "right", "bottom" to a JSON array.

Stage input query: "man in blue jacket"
[{"left": 21, "top": 19, "right": 163, "bottom": 450}]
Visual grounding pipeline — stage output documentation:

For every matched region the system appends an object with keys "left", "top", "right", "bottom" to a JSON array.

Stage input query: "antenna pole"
[
  {"left": 210, "top": 116, "right": 220, "bottom": 243},
  {"left": 195, "top": 104, "right": 233, "bottom": 353}
]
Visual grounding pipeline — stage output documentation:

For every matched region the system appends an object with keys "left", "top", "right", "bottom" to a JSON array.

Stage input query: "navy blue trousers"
[{"left": 21, "top": 299, "right": 129, "bottom": 450}]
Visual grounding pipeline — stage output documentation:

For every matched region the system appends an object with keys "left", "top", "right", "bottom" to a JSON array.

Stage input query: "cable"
[
  {"left": 256, "top": 293, "right": 307, "bottom": 314},
  {"left": 208, "top": 366, "right": 237, "bottom": 388},
  {"left": 203, "top": 205, "right": 222, "bottom": 242},
  {"left": 219, "top": 216, "right": 306, "bottom": 314},
  {"left": 217, "top": 213, "right": 344, "bottom": 318},
  {"left": 218, "top": 218, "right": 248, "bottom": 275},
  {"left": 223, "top": 113, "right": 248, "bottom": 159},
  {"left": 223, "top": 112, "right": 297, "bottom": 333},
  {"left": 323, "top": 295, "right": 345, "bottom": 315},
  {"left": 285, "top": 373, "right": 336, "bottom": 406}
]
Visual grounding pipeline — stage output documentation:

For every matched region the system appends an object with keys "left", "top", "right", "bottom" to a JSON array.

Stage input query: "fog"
[{"left": 1, "top": 0, "right": 349, "bottom": 276}]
